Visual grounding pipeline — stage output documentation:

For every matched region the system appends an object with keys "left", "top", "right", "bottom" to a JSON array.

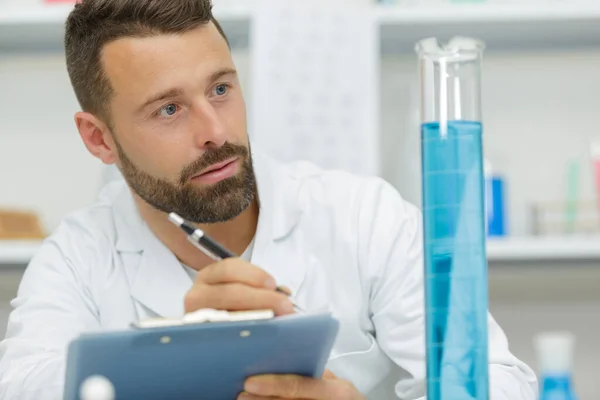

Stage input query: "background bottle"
[{"left": 535, "top": 332, "right": 578, "bottom": 400}]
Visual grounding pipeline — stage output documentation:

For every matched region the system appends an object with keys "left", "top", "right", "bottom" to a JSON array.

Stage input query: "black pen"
[
  {"left": 168, "top": 212, "right": 303, "bottom": 312},
  {"left": 168, "top": 213, "right": 235, "bottom": 260}
]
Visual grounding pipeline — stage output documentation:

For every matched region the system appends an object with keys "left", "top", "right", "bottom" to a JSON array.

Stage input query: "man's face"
[{"left": 100, "top": 22, "right": 255, "bottom": 224}]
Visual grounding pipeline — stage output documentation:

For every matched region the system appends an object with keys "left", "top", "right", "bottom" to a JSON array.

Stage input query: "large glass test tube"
[{"left": 416, "top": 37, "right": 489, "bottom": 400}]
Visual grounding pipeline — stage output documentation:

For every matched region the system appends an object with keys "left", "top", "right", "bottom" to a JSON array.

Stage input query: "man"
[{"left": 0, "top": 0, "right": 537, "bottom": 399}]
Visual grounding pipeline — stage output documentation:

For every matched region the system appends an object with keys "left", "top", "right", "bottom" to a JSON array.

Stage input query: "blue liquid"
[
  {"left": 421, "top": 121, "right": 489, "bottom": 400},
  {"left": 540, "top": 375, "right": 577, "bottom": 400}
]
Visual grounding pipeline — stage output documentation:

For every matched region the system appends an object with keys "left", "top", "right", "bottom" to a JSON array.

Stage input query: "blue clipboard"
[{"left": 63, "top": 312, "right": 339, "bottom": 400}]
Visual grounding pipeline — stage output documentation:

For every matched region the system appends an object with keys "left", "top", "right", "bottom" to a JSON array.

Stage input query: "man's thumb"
[{"left": 322, "top": 369, "right": 337, "bottom": 379}]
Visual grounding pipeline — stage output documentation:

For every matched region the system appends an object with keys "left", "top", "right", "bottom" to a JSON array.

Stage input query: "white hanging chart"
[{"left": 249, "top": 0, "right": 380, "bottom": 176}]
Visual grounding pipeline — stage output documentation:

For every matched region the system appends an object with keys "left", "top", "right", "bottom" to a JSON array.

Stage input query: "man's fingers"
[
  {"left": 237, "top": 393, "right": 310, "bottom": 400},
  {"left": 185, "top": 259, "right": 296, "bottom": 316},
  {"left": 237, "top": 394, "right": 310, "bottom": 400},
  {"left": 197, "top": 258, "right": 277, "bottom": 289},
  {"left": 276, "top": 285, "right": 292, "bottom": 296},
  {"left": 184, "top": 283, "right": 294, "bottom": 315},
  {"left": 322, "top": 369, "right": 336, "bottom": 379},
  {"left": 244, "top": 375, "right": 315, "bottom": 399},
  {"left": 243, "top": 374, "right": 356, "bottom": 399}
]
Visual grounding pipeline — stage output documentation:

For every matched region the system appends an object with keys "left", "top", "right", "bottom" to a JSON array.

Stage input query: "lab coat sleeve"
[
  {"left": 0, "top": 222, "right": 101, "bottom": 400},
  {"left": 358, "top": 179, "right": 538, "bottom": 400}
]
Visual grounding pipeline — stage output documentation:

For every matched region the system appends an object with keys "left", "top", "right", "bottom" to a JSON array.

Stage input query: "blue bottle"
[
  {"left": 535, "top": 332, "right": 578, "bottom": 400},
  {"left": 416, "top": 37, "right": 489, "bottom": 400},
  {"left": 486, "top": 176, "right": 506, "bottom": 237}
]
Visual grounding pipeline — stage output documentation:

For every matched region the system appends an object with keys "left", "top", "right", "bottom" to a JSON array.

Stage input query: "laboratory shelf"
[
  {"left": 0, "top": 0, "right": 253, "bottom": 53},
  {"left": 2, "top": 237, "right": 600, "bottom": 266},
  {"left": 486, "top": 236, "right": 600, "bottom": 262},
  {"left": 3, "top": 2, "right": 600, "bottom": 54},
  {"left": 377, "top": 2, "right": 600, "bottom": 53},
  {"left": 0, "top": 240, "right": 43, "bottom": 266}
]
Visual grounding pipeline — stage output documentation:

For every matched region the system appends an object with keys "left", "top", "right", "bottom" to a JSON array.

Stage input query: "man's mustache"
[{"left": 179, "top": 143, "right": 248, "bottom": 185}]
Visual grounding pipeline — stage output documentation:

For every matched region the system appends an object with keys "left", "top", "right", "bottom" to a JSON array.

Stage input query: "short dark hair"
[{"left": 64, "top": 0, "right": 229, "bottom": 122}]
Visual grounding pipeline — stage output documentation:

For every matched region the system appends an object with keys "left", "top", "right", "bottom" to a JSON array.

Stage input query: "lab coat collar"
[
  {"left": 111, "top": 148, "right": 305, "bottom": 318},
  {"left": 112, "top": 185, "right": 144, "bottom": 252},
  {"left": 251, "top": 147, "right": 304, "bottom": 241},
  {"left": 111, "top": 185, "right": 191, "bottom": 318},
  {"left": 246, "top": 148, "right": 307, "bottom": 296}
]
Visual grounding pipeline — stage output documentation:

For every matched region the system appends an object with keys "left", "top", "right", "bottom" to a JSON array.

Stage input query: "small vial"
[
  {"left": 79, "top": 375, "right": 116, "bottom": 400},
  {"left": 535, "top": 332, "right": 578, "bottom": 400}
]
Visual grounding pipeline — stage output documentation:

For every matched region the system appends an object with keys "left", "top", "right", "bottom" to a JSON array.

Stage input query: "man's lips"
[
  {"left": 194, "top": 157, "right": 238, "bottom": 177},
  {"left": 191, "top": 157, "right": 239, "bottom": 184}
]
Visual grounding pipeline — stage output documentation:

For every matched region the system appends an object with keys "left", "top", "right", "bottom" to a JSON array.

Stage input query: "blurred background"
[{"left": 1, "top": 0, "right": 599, "bottom": 398}]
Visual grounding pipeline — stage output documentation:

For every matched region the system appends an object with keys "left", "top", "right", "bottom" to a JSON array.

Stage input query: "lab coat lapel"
[
  {"left": 130, "top": 226, "right": 193, "bottom": 318},
  {"left": 112, "top": 185, "right": 192, "bottom": 319},
  {"left": 249, "top": 150, "right": 307, "bottom": 297}
]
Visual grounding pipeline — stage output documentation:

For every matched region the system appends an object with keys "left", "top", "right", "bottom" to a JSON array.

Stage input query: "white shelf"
[
  {"left": 376, "top": 2, "right": 600, "bottom": 23},
  {"left": 377, "top": 3, "right": 600, "bottom": 53},
  {"left": 0, "top": 3, "right": 74, "bottom": 24},
  {"left": 1, "top": 237, "right": 600, "bottom": 266},
  {"left": 0, "top": 241, "right": 43, "bottom": 266},
  {"left": 0, "top": 1, "right": 254, "bottom": 23},
  {"left": 3, "top": 2, "right": 600, "bottom": 54},
  {"left": 0, "top": 1, "right": 253, "bottom": 53},
  {"left": 486, "top": 236, "right": 600, "bottom": 262}
]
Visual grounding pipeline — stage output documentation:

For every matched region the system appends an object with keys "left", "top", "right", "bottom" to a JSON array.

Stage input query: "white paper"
[{"left": 249, "top": 0, "right": 380, "bottom": 176}]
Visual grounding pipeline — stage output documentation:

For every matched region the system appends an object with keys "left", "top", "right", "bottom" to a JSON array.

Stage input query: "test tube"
[{"left": 416, "top": 37, "right": 489, "bottom": 400}]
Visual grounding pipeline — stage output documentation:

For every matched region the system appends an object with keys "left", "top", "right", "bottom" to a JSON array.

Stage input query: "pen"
[
  {"left": 168, "top": 212, "right": 236, "bottom": 260},
  {"left": 168, "top": 212, "right": 304, "bottom": 312}
]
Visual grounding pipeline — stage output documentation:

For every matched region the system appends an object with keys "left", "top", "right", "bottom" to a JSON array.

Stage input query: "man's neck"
[{"left": 134, "top": 194, "right": 259, "bottom": 271}]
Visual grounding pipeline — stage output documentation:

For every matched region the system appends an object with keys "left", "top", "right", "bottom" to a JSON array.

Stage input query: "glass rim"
[{"left": 415, "top": 36, "right": 486, "bottom": 61}]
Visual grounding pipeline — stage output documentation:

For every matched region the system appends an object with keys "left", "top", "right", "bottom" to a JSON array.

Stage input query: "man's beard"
[{"left": 115, "top": 140, "right": 256, "bottom": 224}]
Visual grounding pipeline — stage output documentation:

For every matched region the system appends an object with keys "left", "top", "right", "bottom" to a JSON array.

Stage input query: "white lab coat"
[{"left": 0, "top": 150, "right": 538, "bottom": 400}]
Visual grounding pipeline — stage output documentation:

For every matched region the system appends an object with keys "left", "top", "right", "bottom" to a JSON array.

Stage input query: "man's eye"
[
  {"left": 215, "top": 84, "right": 229, "bottom": 96},
  {"left": 158, "top": 104, "right": 178, "bottom": 117}
]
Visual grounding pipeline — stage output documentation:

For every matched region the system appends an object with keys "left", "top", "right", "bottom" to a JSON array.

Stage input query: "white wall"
[
  {"left": 0, "top": 55, "right": 102, "bottom": 230},
  {"left": 489, "top": 264, "right": 600, "bottom": 400}
]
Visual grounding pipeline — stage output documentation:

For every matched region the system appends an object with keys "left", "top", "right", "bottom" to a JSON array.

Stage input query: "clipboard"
[{"left": 63, "top": 312, "right": 339, "bottom": 400}]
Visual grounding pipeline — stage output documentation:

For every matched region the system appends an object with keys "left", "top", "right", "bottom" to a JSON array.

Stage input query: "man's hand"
[
  {"left": 238, "top": 370, "right": 366, "bottom": 400},
  {"left": 184, "top": 258, "right": 295, "bottom": 316}
]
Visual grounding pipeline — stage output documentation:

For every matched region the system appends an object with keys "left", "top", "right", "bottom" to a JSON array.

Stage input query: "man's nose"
[{"left": 191, "top": 103, "right": 227, "bottom": 150}]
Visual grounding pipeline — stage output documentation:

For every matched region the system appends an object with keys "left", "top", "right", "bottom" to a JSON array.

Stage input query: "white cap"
[
  {"left": 79, "top": 375, "right": 116, "bottom": 400},
  {"left": 534, "top": 331, "right": 576, "bottom": 374},
  {"left": 168, "top": 212, "right": 185, "bottom": 227}
]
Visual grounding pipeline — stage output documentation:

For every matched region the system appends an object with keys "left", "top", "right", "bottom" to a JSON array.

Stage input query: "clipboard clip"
[{"left": 131, "top": 309, "right": 275, "bottom": 329}]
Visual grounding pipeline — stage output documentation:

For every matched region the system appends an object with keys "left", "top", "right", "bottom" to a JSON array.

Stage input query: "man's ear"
[{"left": 75, "top": 112, "right": 117, "bottom": 165}]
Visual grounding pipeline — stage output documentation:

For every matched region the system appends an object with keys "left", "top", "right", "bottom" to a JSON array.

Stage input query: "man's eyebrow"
[
  {"left": 137, "top": 68, "right": 237, "bottom": 113},
  {"left": 138, "top": 88, "right": 185, "bottom": 113},
  {"left": 208, "top": 67, "right": 238, "bottom": 83}
]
